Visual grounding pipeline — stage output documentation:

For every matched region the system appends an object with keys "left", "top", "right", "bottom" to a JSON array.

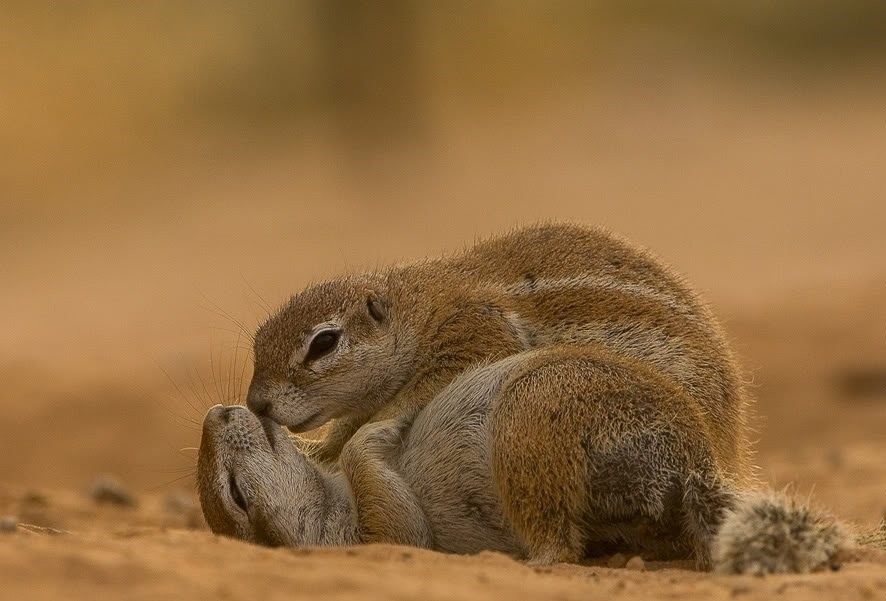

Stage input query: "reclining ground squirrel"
[
  {"left": 198, "top": 223, "right": 883, "bottom": 571},
  {"left": 198, "top": 360, "right": 876, "bottom": 573}
]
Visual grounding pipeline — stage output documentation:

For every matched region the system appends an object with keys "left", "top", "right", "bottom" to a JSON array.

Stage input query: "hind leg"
[
  {"left": 491, "top": 349, "right": 616, "bottom": 564},
  {"left": 491, "top": 347, "right": 735, "bottom": 566}
]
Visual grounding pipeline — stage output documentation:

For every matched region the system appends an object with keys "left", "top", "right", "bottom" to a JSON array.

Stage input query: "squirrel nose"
[{"left": 246, "top": 380, "right": 270, "bottom": 416}]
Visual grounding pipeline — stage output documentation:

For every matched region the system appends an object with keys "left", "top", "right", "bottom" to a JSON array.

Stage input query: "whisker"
[
  {"left": 240, "top": 271, "right": 274, "bottom": 317},
  {"left": 149, "top": 472, "right": 197, "bottom": 492},
  {"left": 154, "top": 465, "right": 200, "bottom": 474},
  {"left": 236, "top": 335, "right": 251, "bottom": 406},
  {"left": 198, "top": 290, "right": 255, "bottom": 343},
  {"left": 156, "top": 361, "right": 205, "bottom": 421},
  {"left": 208, "top": 340, "right": 226, "bottom": 406},
  {"left": 184, "top": 360, "right": 213, "bottom": 412},
  {"left": 225, "top": 336, "right": 237, "bottom": 406},
  {"left": 207, "top": 325, "right": 256, "bottom": 340},
  {"left": 167, "top": 415, "right": 202, "bottom": 432}
]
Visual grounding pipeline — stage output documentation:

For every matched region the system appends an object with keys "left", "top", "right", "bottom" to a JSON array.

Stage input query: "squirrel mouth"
[{"left": 284, "top": 410, "right": 324, "bottom": 433}]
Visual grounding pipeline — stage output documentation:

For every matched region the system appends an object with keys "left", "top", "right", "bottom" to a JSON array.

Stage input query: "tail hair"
[
  {"left": 712, "top": 491, "right": 853, "bottom": 575},
  {"left": 858, "top": 519, "right": 886, "bottom": 550}
]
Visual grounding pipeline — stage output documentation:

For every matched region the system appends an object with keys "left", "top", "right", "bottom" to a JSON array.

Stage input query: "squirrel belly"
[
  {"left": 340, "top": 346, "right": 867, "bottom": 571},
  {"left": 342, "top": 345, "right": 732, "bottom": 566}
]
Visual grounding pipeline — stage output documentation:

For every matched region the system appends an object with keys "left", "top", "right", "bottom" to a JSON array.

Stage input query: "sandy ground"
[{"left": 2, "top": 74, "right": 886, "bottom": 600}]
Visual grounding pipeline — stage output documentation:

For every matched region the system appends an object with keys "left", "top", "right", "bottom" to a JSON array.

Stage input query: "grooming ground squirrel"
[
  {"left": 245, "top": 222, "right": 750, "bottom": 482},
  {"left": 197, "top": 223, "right": 882, "bottom": 571}
]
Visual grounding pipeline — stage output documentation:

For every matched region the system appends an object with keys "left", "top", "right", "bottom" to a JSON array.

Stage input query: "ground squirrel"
[
  {"left": 246, "top": 223, "right": 750, "bottom": 484},
  {"left": 200, "top": 223, "right": 879, "bottom": 570},
  {"left": 198, "top": 358, "right": 867, "bottom": 572}
]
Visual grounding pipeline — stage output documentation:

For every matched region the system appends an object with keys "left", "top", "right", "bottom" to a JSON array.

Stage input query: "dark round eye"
[
  {"left": 305, "top": 329, "right": 340, "bottom": 362},
  {"left": 229, "top": 474, "right": 248, "bottom": 513}
]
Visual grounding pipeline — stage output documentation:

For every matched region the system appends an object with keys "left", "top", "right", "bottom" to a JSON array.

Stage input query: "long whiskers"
[
  {"left": 150, "top": 336, "right": 253, "bottom": 494},
  {"left": 240, "top": 272, "right": 274, "bottom": 317},
  {"left": 149, "top": 471, "right": 197, "bottom": 492},
  {"left": 156, "top": 360, "right": 206, "bottom": 423},
  {"left": 198, "top": 290, "right": 255, "bottom": 345}
]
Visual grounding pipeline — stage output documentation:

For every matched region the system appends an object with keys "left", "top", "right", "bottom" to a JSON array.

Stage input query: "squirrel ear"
[{"left": 366, "top": 291, "right": 388, "bottom": 323}]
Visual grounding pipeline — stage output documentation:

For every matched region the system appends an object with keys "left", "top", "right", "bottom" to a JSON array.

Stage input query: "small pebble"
[
  {"left": 164, "top": 491, "right": 202, "bottom": 528},
  {"left": 0, "top": 515, "right": 18, "bottom": 533},
  {"left": 606, "top": 553, "right": 628, "bottom": 569},
  {"left": 625, "top": 556, "right": 646, "bottom": 571},
  {"left": 22, "top": 491, "right": 48, "bottom": 508},
  {"left": 88, "top": 475, "right": 137, "bottom": 507}
]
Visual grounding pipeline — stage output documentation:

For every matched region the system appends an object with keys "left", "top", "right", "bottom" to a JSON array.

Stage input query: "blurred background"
[{"left": 2, "top": 2, "right": 885, "bottom": 524}]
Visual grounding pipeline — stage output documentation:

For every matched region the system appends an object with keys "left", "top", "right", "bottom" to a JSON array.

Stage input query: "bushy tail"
[
  {"left": 710, "top": 491, "right": 863, "bottom": 575},
  {"left": 858, "top": 519, "right": 886, "bottom": 550}
]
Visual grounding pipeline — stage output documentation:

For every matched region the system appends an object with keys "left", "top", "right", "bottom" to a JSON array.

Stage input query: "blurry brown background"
[{"left": 2, "top": 2, "right": 885, "bottom": 526}]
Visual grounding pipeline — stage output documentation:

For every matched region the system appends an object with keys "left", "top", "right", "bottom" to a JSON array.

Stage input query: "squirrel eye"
[
  {"left": 304, "top": 329, "right": 340, "bottom": 362},
  {"left": 229, "top": 474, "right": 248, "bottom": 513}
]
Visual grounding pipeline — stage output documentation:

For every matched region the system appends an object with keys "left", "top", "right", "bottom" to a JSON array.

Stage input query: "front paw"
[{"left": 349, "top": 418, "right": 408, "bottom": 454}]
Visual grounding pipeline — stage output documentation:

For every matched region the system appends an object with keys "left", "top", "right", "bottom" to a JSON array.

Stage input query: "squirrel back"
[{"left": 247, "top": 222, "right": 751, "bottom": 474}]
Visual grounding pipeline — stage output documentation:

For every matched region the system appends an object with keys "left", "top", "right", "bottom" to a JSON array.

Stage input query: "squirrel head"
[
  {"left": 246, "top": 276, "right": 402, "bottom": 431},
  {"left": 197, "top": 405, "right": 329, "bottom": 546}
]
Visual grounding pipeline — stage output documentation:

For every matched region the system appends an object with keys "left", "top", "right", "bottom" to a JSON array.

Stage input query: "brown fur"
[
  {"left": 197, "top": 224, "right": 878, "bottom": 571},
  {"left": 486, "top": 346, "right": 730, "bottom": 566},
  {"left": 198, "top": 351, "right": 866, "bottom": 571},
  {"left": 246, "top": 222, "right": 751, "bottom": 488}
]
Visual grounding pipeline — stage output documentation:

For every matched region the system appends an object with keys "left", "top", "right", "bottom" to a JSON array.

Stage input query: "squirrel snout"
[{"left": 246, "top": 381, "right": 270, "bottom": 416}]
